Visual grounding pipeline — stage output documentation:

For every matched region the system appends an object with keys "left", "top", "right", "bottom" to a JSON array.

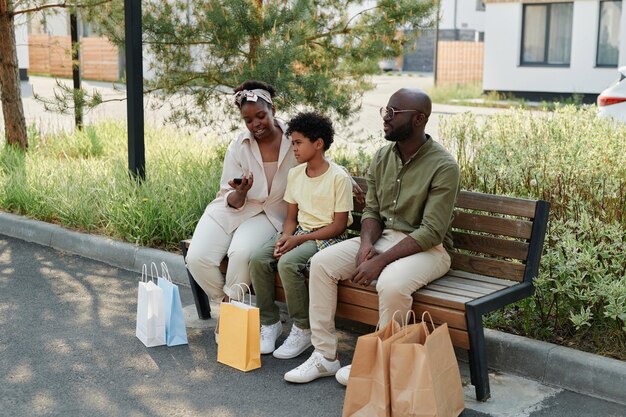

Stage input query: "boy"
[{"left": 249, "top": 112, "right": 353, "bottom": 359}]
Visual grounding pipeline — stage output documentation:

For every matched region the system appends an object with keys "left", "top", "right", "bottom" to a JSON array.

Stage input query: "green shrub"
[{"left": 439, "top": 106, "right": 626, "bottom": 358}]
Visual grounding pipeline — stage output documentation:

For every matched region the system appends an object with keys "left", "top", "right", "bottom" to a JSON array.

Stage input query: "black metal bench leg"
[
  {"left": 180, "top": 241, "right": 211, "bottom": 320},
  {"left": 466, "top": 305, "right": 491, "bottom": 401}
]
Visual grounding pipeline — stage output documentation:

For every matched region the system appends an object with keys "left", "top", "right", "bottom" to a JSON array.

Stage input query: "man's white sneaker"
[
  {"left": 273, "top": 324, "right": 312, "bottom": 359},
  {"left": 260, "top": 321, "right": 283, "bottom": 354},
  {"left": 335, "top": 364, "right": 351, "bottom": 386},
  {"left": 284, "top": 351, "right": 341, "bottom": 383}
]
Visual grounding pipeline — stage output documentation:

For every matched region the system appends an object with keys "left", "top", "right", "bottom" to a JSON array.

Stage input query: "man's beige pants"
[{"left": 308, "top": 229, "right": 451, "bottom": 359}]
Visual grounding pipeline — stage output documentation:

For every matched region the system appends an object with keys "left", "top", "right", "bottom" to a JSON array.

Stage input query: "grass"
[
  {"left": 0, "top": 121, "right": 226, "bottom": 251},
  {"left": 427, "top": 82, "right": 587, "bottom": 110}
]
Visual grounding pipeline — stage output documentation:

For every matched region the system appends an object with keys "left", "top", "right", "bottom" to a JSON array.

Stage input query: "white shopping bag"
[{"left": 136, "top": 264, "right": 166, "bottom": 347}]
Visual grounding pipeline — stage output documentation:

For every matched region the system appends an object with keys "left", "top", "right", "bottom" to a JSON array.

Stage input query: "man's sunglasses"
[{"left": 379, "top": 106, "right": 420, "bottom": 120}]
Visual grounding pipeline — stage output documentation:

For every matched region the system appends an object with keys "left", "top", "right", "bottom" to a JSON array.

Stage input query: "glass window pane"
[
  {"left": 523, "top": 5, "right": 547, "bottom": 63},
  {"left": 597, "top": 1, "right": 622, "bottom": 66},
  {"left": 547, "top": 3, "right": 573, "bottom": 64}
]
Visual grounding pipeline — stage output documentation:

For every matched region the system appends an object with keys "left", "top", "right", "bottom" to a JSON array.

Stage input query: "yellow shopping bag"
[{"left": 216, "top": 284, "right": 261, "bottom": 372}]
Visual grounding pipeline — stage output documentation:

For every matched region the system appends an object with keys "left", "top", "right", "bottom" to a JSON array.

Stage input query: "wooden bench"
[{"left": 181, "top": 177, "right": 550, "bottom": 401}]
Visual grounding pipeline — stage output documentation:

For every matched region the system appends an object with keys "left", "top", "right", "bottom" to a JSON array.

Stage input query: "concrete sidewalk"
[{"left": 1, "top": 213, "right": 626, "bottom": 417}]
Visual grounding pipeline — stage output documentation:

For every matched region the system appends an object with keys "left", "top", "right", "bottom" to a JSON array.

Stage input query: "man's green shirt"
[{"left": 362, "top": 136, "right": 460, "bottom": 251}]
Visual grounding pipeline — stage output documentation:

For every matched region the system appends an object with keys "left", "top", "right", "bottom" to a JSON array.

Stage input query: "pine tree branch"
[{"left": 12, "top": 0, "right": 111, "bottom": 16}]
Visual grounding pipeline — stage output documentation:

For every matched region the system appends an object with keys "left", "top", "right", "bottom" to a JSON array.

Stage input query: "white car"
[{"left": 597, "top": 66, "right": 626, "bottom": 123}]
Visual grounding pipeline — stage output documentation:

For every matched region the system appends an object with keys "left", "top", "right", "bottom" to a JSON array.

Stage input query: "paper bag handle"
[
  {"left": 141, "top": 264, "right": 148, "bottom": 282},
  {"left": 232, "top": 283, "right": 252, "bottom": 305},
  {"left": 421, "top": 311, "right": 436, "bottom": 335},
  {"left": 160, "top": 262, "right": 172, "bottom": 282},
  {"left": 150, "top": 262, "right": 161, "bottom": 282},
  {"left": 405, "top": 310, "right": 416, "bottom": 325}
]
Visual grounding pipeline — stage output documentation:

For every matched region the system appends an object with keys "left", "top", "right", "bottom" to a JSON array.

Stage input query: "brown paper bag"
[
  {"left": 389, "top": 312, "right": 464, "bottom": 417},
  {"left": 342, "top": 318, "right": 403, "bottom": 417}
]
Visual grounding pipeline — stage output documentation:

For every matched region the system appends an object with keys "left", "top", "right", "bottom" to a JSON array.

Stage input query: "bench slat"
[
  {"left": 448, "top": 328, "right": 471, "bottom": 350},
  {"left": 430, "top": 277, "right": 508, "bottom": 294},
  {"left": 338, "top": 285, "right": 379, "bottom": 310},
  {"left": 413, "top": 289, "right": 470, "bottom": 310},
  {"left": 412, "top": 303, "right": 467, "bottom": 330},
  {"left": 425, "top": 283, "right": 490, "bottom": 299},
  {"left": 451, "top": 253, "right": 526, "bottom": 282},
  {"left": 457, "top": 191, "right": 537, "bottom": 218},
  {"left": 452, "top": 231, "right": 529, "bottom": 260},
  {"left": 453, "top": 211, "right": 533, "bottom": 239},
  {"left": 445, "top": 269, "right": 518, "bottom": 286},
  {"left": 436, "top": 275, "right": 510, "bottom": 292},
  {"left": 337, "top": 302, "right": 378, "bottom": 325}
]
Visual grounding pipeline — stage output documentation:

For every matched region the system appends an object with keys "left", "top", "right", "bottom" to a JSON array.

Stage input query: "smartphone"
[{"left": 233, "top": 178, "right": 243, "bottom": 185}]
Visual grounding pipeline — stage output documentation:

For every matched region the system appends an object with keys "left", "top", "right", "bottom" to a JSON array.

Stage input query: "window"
[
  {"left": 521, "top": 3, "right": 573, "bottom": 66},
  {"left": 597, "top": 1, "right": 622, "bottom": 67}
]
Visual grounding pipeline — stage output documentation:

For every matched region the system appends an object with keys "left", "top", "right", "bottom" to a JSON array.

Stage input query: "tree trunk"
[
  {"left": 0, "top": 5, "right": 28, "bottom": 150},
  {"left": 249, "top": 0, "right": 263, "bottom": 66}
]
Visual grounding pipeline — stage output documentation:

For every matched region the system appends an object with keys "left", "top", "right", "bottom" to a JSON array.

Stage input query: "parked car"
[
  {"left": 597, "top": 66, "right": 626, "bottom": 123},
  {"left": 379, "top": 58, "right": 402, "bottom": 72}
]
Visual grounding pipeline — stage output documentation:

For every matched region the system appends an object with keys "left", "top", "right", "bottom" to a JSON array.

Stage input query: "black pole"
[
  {"left": 433, "top": 0, "right": 441, "bottom": 86},
  {"left": 124, "top": 0, "right": 145, "bottom": 180},
  {"left": 70, "top": 10, "right": 82, "bottom": 130}
]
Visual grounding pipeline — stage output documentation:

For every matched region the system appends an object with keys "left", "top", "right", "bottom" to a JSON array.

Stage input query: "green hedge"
[{"left": 438, "top": 107, "right": 625, "bottom": 359}]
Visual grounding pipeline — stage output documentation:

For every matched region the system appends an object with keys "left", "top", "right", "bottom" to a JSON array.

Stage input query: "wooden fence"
[
  {"left": 29, "top": 35, "right": 120, "bottom": 82},
  {"left": 436, "top": 41, "right": 484, "bottom": 86}
]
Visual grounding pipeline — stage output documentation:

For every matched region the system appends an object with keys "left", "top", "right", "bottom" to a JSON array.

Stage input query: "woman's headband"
[{"left": 234, "top": 89, "right": 273, "bottom": 107}]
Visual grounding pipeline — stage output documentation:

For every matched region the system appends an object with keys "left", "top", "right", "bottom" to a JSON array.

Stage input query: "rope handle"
[
  {"left": 232, "top": 283, "right": 253, "bottom": 306},
  {"left": 160, "top": 262, "right": 172, "bottom": 282},
  {"left": 421, "top": 311, "right": 436, "bottom": 336}
]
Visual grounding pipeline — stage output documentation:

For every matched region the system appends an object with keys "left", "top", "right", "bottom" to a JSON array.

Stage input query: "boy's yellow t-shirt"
[{"left": 283, "top": 162, "right": 353, "bottom": 231}]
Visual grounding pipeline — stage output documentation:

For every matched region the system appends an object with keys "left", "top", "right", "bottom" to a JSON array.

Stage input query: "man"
[{"left": 284, "top": 88, "right": 460, "bottom": 384}]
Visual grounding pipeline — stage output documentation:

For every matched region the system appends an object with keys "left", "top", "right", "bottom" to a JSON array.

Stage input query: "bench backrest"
[{"left": 349, "top": 177, "right": 550, "bottom": 284}]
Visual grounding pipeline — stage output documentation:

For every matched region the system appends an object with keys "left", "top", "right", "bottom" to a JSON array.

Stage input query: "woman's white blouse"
[{"left": 204, "top": 120, "right": 297, "bottom": 234}]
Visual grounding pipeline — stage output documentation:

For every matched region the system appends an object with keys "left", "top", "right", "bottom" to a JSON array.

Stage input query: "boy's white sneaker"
[
  {"left": 284, "top": 351, "right": 341, "bottom": 383},
  {"left": 260, "top": 321, "right": 283, "bottom": 354},
  {"left": 335, "top": 364, "right": 351, "bottom": 386},
  {"left": 273, "top": 324, "right": 312, "bottom": 359}
]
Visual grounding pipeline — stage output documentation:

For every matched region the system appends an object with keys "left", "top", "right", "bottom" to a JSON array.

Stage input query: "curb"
[
  {"left": 1, "top": 211, "right": 625, "bottom": 406},
  {"left": 0, "top": 212, "right": 188, "bottom": 285}
]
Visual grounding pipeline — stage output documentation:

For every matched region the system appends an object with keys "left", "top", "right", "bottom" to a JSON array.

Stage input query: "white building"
[
  {"left": 483, "top": 0, "right": 624, "bottom": 98},
  {"left": 439, "top": 0, "right": 486, "bottom": 41},
  {"left": 15, "top": 13, "right": 29, "bottom": 80}
]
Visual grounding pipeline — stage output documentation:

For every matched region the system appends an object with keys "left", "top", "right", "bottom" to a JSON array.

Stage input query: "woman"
[
  {"left": 186, "top": 80, "right": 363, "bottom": 342},
  {"left": 186, "top": 81, "right": 292, "bottom": 314}
]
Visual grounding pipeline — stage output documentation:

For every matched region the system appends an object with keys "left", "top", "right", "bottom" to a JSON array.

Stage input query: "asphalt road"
[{"left": 2, "top": 234, "right": 625, "bottom": 417}]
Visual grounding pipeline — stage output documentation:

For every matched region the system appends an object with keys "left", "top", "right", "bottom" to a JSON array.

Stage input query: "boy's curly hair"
[{"left": 286, "top": 112, "right": 335, "bottom": 151}]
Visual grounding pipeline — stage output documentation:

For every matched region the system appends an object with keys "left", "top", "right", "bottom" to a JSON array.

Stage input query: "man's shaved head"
[{"left": 392, "top": 88, "right": 431, "bottom": 119}]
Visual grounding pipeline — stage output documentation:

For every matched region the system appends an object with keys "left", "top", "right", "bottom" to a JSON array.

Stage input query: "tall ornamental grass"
[
  {"left": 0, "top": 121, "right": 225, "bottom": 251},
  {"left": 439, "top": 106, "right": 625, "bottom": 359}
]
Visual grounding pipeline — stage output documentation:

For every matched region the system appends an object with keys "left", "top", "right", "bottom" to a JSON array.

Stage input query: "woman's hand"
[
  {"left": 226, "top": 174, "right": 254, "bottom": 208},
  {"left": 227, "top": 173, "right": 254, "bottom": 193}
]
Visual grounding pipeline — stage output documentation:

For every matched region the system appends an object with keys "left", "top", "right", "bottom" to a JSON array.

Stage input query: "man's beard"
[{"left": 385, "top": 123, "right": 413, "bottom": 142}]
